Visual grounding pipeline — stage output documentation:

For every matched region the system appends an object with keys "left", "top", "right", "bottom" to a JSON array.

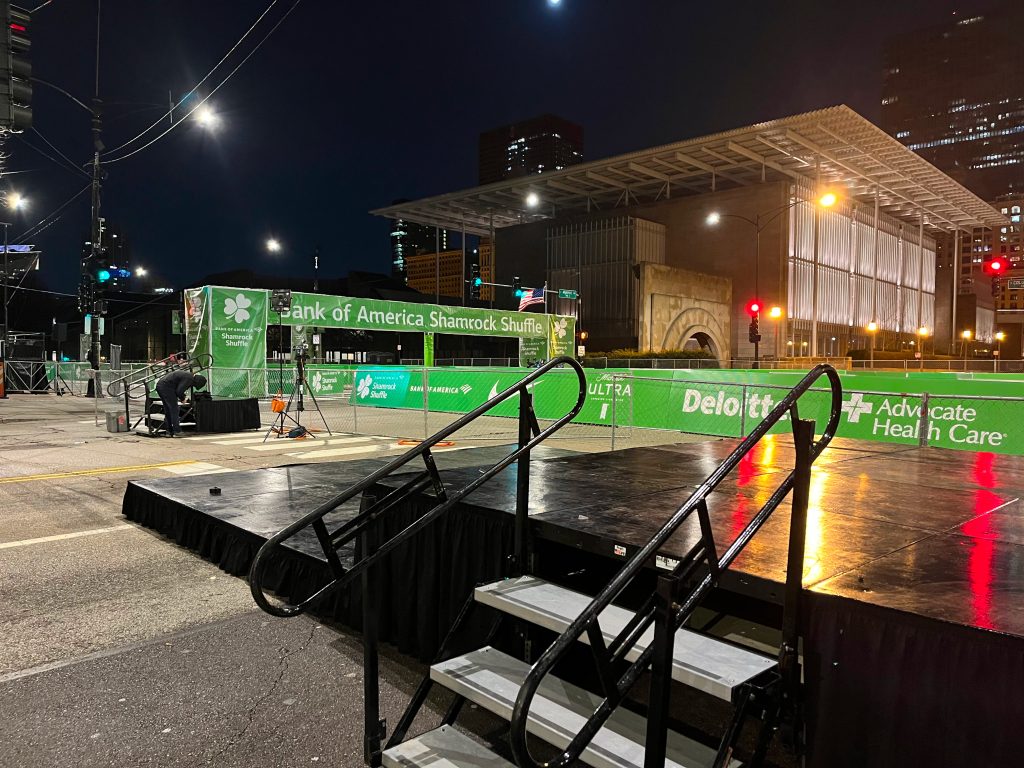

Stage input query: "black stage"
[{"left": 123, "top": 437, "right": 1024, "bottom": 767}]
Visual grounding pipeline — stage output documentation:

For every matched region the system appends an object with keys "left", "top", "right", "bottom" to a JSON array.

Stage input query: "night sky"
[{"left": 15, "top": 0, "right": 994, "bottom": 295}]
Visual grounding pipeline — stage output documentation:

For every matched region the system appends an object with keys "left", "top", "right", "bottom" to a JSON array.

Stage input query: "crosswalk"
[{"left": 183, "top": 430, "right": 422, "bottom": 460}]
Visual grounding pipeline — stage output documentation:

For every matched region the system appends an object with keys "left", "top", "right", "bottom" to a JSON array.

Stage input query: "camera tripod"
[{"left": 264, "top": 351, "right": 332, "bottom": 442}]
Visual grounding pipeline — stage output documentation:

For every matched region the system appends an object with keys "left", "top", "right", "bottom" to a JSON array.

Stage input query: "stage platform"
[{"left": 122, "top": 436, "right": 1024, "bottom": 767}]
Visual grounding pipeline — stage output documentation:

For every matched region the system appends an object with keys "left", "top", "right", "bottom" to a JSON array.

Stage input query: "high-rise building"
[
  {"left": 405, "top": 246, "right": 494, "bottom": 302},
  {"left": 882, "top": 5, "right": 1024, "bottom": 200},
  {"left": 478, "top": 114, "right": 583, "bottom": 185},
  {"left": 389, "top": 199, "right": 450, "bottom": 278}
]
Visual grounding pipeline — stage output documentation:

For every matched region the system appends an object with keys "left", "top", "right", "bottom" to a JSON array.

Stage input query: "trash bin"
[{"left": 105, "top": 411, "right": 129, "bottom": 433}]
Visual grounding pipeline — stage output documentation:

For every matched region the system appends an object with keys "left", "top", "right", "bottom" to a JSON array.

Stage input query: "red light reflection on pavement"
[{"left": 960, "top": 486, "right": 1002, "bottom": 631}]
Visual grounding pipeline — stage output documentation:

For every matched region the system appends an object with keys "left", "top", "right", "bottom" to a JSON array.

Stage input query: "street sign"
[
  {"left": 558, "top": 289, "right": 579, "bottom": 300},
  {"left": 1008, "top": 278, "right": 1024, "bottom": 291}
]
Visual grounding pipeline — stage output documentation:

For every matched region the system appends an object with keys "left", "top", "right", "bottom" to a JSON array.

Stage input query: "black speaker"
[{"left": 271, "top": 288, "right": 292, "bottom": 313}]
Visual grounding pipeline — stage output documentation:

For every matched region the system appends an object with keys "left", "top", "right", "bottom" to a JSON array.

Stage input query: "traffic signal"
[
  {"left": 512, "top": 276, "right": 524, "bottom": 298},
  {"left": 469, "top": 263, "right": 481, "bottom": 299},
  {"left": 985, "top": 259, "right": 1006, "bottom": 297},
  {"left": 748, "top": 316, "right": 761, "bottom": 344},
  {"left": 745, "top": 299, "right": 762, "bottom": 317},
  {"left": 0, "top": 3, "right": 32, "bottom": 131}
]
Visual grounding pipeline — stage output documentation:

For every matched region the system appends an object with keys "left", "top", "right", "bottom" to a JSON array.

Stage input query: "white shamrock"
[
  {"left": 554, "top": 318, "right": 568, "bottom": 339},
  {"left": 311, "top": 372, "right": 323, "bottom": 392},
  {"left": 224, "top": 293, "right": 252, "bottom": 324},
  {"left": 357, "top": 375, "right": 373, "bottom": 397}
]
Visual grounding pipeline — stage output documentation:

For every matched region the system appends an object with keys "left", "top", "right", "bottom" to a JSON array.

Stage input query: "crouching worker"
[{"left": 155, "top": 370, "right": 207, "bottom": 437}]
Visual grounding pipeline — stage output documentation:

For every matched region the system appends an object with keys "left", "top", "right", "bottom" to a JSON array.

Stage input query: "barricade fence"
[{"left": 14, "top": 360, "right": 1024, "bottom": 456}]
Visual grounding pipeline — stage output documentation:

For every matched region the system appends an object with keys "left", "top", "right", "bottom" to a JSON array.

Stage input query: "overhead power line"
[
  {"left": 17, "top": 182, "right": 92, "bottom": 241},
  {"left": 31, "top": 127, "right": 90, "bottom": 178},
  {"left": 101, "top": 0, "right": 303, "bottom": 165},
  {"left": 14, "top": 134, "right": 90, "bottom": 179},
  {"left": 101, "top": 0, "right": 284, "bottom": 158}
]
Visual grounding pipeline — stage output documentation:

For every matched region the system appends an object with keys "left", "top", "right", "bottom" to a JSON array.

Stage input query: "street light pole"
[{"left": 2, "top": 222, "right": 8, "bottom": 357}]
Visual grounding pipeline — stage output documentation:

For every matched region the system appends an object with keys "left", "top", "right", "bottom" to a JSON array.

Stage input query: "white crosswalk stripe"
[
  {"left": 246, "top": 436, "right": 377, "bottom": 452},
  {"left": 160, "top": 462, "right": 236, "bottom": 476}
]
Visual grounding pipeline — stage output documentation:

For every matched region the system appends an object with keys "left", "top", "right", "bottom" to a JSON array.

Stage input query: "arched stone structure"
[{"left": 638, "top": 263, "right": 732, "bottom": 364}]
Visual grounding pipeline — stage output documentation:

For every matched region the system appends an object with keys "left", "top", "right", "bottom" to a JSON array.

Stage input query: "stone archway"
[{"left": 661, "top": 306, "right": 729, "bottom": 363}]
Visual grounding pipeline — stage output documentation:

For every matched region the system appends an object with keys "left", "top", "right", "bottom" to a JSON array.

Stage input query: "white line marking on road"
[
  {"left": 285, "top": 444, "right": 390, "bottom": 459},
  {"left": 0, "top": 525, "right": 133, "bottom": 550},
  {"left": 247, "top": 436, "right": 381, "bottom": 452},
  {"left": 160, "top": 462, "right": 236, "bottom": 476}
]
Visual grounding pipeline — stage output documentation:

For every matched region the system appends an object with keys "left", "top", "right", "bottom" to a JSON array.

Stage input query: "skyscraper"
[
  {"left": 882, "top": 5, "right": 1024, "bottom": 200},
  {"left": 478, "top": 114, "right": 583, "bottom": 185},
  {"left": 388, "top": 199, "right": 450, "bottom": 278}
]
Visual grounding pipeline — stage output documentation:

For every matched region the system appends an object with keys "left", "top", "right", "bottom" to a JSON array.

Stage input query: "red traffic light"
[
  {"left": 745, "top": 300, "right": 762, "bottom": 316},
  {"left": 986, "top": 258, "right": 1005, "bottom": 274}
]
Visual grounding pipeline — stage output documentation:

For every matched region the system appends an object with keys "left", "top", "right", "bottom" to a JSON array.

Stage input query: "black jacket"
[{"left": 156, "top": 369, "right": 199, "bottom": 400}]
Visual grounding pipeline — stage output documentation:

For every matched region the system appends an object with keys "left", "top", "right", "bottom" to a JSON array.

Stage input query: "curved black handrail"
[
  {"left": 106, "top": 352, "right": 214, "bottom": 398},
  {"left": 249, "top": 355, "right": 588, "bottom": 618},
  {"left": 509, "top": 363, "right": 843, "bottom": 768}
]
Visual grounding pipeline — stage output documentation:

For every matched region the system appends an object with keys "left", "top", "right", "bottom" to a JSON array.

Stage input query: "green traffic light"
[
  {"left": 473, "top": 277, "right": 483, "bottom": 287},
  {"left": 97, "top": 269, "right": 111, "bottom": 283}
]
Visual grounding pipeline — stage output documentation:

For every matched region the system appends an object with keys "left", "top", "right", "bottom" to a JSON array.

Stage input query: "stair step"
[
  {"left": 475, "top": 576, "right": 776, "bottom": 702},
  {"left": 432, "top": 646, "right": 740, "bottom": 768},
  {"left": 382, "top": 726, "right": 513, "bottom": 768}
]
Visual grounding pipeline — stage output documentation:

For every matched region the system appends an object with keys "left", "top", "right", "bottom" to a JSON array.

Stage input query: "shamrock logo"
[
  {"left": 357, "top": 375, "right": 373, "bottom": 398},
  {"left": 224, "top": 293, "right": 252, "bottom": 324},
  {"left": 311, "top": 372, "right": 323, "bottom": 392},
  {"left": 554, "top": 318, "right": 568, "bottom": 339}
]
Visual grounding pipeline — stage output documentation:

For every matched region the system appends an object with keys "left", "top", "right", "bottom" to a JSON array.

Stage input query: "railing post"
[
  {"left": 644, "top": 574, "right": 677, "bottom": 768},
  {"left": 918, "top": 392, "right": 930, "bottom": 448},
  {"left": 611, "top": 374, "right": 618, "bottom": 451},
  {"left": 780, "top": 416, "right": 814, "bottom": 747},
  {"left": 740, "top": 384, "right": 748, "bottom": 437},
  {"left": 361, "top": 492, "right": 385, "bottom": 767},
  {"left": 513, "top": 387, "right": 533, "bottom": 577},
  {"left": 422, "top": 366, "right": 430, "bottom": 439}
]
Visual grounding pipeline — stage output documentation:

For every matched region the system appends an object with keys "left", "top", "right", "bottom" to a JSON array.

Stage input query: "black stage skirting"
[
  {"left": 122, "top": 438, "right": 1024, "bottom": 767},
  {"left": 193, "top": 397, "right": 261, "bottom": 433}
]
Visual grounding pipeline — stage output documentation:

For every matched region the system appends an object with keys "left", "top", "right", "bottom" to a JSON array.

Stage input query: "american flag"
[{"left": 518, "top": 287, "right": 545, "bottom": 311}]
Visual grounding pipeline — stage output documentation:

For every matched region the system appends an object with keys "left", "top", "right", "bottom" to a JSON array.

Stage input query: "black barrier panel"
[{"left": 5, "top": 361, "right": 49, "bottom": 393}]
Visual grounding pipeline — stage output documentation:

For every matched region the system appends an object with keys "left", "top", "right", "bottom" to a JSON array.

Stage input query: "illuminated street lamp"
[
  {"left": 2, "top": 192, "right": 28, "bottom": 354},
  {"left": 135, "top": 266, "right": 147, "bottom": 277},
  {"left": 769, "top": 306, "right": 783, "bottom": 319},
  {"left": 961, "top": 329, "right": 972, "bottom": 368},
  {"left": 525, "top": 192, "right": 540, "bottom": 209},
  {"left": 195, "top": 105, "right": 220, "bottom": 130},
  {"left": 266, "top": 238, "right": 282, "bottom": 254},
  {"left": 867, "top": 321, "right": 878, "bottom": 369},
  {"left": 917, "top": 326, "right": 929, "bottom": 370},
  {"left": 707, "top": 190, "right": 839, "bottom": 364}
]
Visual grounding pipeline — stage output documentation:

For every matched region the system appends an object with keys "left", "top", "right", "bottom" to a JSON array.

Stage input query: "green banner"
[
  {"left": 340, "top": 365, "right": 1024, "bottom": 455},
  {"left": 207, "top": 287, "right": 268, "bottom": 398},
  {"left": 274, "top": 290, "right": 569, "bottom": 341}
]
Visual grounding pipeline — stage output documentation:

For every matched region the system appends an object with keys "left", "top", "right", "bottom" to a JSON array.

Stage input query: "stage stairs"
[
  {"left": 249, "top": 358, "right": 844, "bottom": 768},
  {"left": 102, "top": 351, "right": 213, "bottom": 436}
]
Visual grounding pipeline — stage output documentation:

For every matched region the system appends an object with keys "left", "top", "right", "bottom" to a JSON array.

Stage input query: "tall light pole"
[
  {"left": 917, "top": 326, "right": 929, "bottom": 370},
  {"left": 2, "top": 193, "right": 28, "bottom": 357},
  {"left": 962, "top": 329, "right": 972, "bottom": 369},
  {"left": 995, "top": 330, "right": 1005, "bottom": 372},
  {"left": 706, "top": 190, "right": 836, "bottom": 367},
  {"left": 867, "top": 321, "right": 878, "bottom": 369}
]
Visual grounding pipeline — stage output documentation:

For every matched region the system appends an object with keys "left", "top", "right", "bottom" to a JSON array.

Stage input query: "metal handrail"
[
  {"left": 509, "top": 364, "right": 843, "bottom": 768},
  {"left": 249, "top": 355, "right": 588, "bottom": 619},
  {"left": 105, "top": 352, "right": 213, "bottom": 398}
]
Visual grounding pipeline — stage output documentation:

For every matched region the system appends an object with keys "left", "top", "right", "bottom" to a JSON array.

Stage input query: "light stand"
[{"left": 264, "top": 346, "right": 332, "bottom": 442}]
